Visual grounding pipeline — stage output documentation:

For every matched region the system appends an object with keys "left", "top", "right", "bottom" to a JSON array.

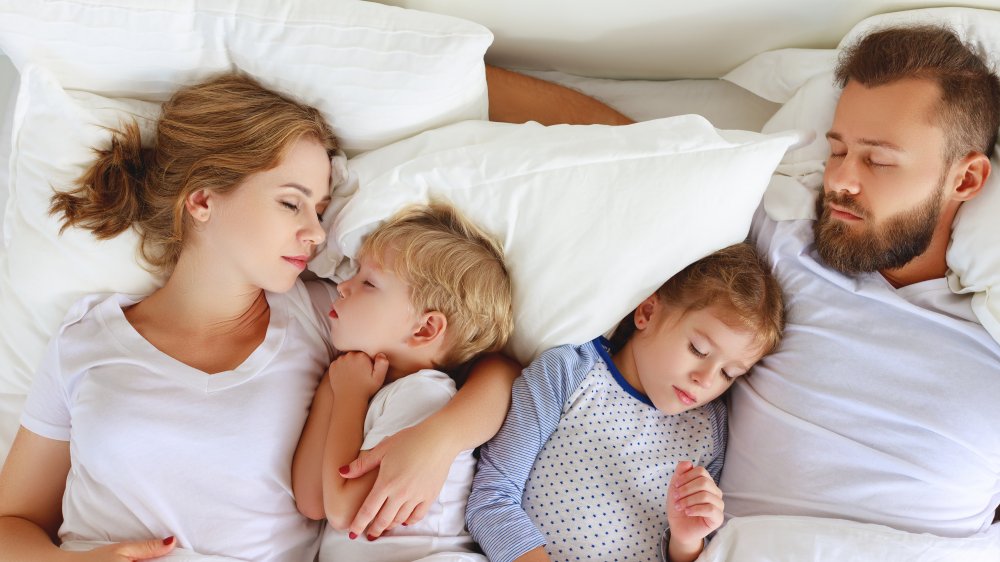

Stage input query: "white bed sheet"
[{"left": 0, "top": 53, "right": 16, "bottom": 246}]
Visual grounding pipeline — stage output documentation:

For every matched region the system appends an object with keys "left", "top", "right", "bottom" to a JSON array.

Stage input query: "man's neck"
[{"left": 880, "top": 207, "right": 957, "bottom": 288}]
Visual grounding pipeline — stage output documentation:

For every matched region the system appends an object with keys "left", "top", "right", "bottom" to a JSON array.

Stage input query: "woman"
[{"left": 0, "top": 73, "right": 517, "bottom": 561}]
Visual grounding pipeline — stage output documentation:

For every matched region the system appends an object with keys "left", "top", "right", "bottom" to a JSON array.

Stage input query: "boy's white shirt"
[{"left": 318, "top": 369, "right": 479, "bottom": 562}]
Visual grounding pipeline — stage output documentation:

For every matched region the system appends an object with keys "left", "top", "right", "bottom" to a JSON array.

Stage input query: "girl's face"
[
  {"left": 198, "top": 136, "right": 331, "bottom": 293},
  {"left": 614, "top": 295, "right": 763, "bottom": 415}
]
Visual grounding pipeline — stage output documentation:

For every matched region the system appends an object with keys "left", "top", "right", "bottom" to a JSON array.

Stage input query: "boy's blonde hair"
[
  {"left": 360, "top": 203, "right": 514, "bottom": 370},
  {"left": 611, "top": 242, "right": 785, "bottom": 357}
]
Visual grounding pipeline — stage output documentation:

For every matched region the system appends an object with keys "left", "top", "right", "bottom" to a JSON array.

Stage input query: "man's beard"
[{"left": 813, "top": 183, "right": 944, "bottom": 274}]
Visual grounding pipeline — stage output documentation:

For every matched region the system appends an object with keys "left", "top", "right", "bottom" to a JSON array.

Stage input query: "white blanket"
[{"left": 700, "top": 516, "right": 1000, "bottom": 562}]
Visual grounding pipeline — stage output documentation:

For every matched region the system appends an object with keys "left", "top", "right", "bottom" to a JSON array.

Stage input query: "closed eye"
[
  {"left": 721, "top": 370, "right": 734, "bottom": 382},
  {"left": 688, "top": 343, "right": 706, "bottom": 358},
  {"left": 281, "top": 201, "right": 299, "bottom": 212}
]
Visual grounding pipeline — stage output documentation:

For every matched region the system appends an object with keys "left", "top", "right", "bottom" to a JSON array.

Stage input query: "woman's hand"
[
  {"left": 338, "top": 422, "right": 455, "bottom": 539},
  {"left": 665, "top": 460, "right": 724, "bottom": 562},
  {"left": 327, "top": 351, "right": 387, "bottom": 399},
  {"left": 70, "top": 537, "right": 176, "bottom": 561}
]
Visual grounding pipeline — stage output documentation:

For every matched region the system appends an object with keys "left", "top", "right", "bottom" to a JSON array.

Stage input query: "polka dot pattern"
[{"left": 521, "top": 360, "right": 717, "bottom": 562}]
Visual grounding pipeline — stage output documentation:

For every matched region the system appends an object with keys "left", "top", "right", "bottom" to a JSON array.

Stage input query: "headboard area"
[{"left": 374, "top": 0, "right": 1000, "bottom": 78}]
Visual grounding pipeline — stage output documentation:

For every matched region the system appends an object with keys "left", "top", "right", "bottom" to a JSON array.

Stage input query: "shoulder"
[
  {"left": 376, "top": 369, "right": 456, "bottom": 407},
  {"left": 529, "top": 340, "right": 601, "bottom": 376}
]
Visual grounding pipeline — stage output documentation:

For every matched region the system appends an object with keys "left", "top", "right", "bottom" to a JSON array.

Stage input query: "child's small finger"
[
  {"left": 683, "top": 503, "right": 724, "bottom": 525},
  {"left": 673, "top": 477, "right": 722, "bottom": 501},
  {"left": 672, "top": 464, "right": 710, "bottom": 489},
  {"left": 674, "top": 490, "right": 725, "bottom": 512}
]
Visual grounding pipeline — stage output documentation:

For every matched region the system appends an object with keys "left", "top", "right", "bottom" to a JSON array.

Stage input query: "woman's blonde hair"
[
  {"left": 610, "top": 242, "right": 785, "bottom": 357},
  {"left": 50, "top": 72, "right": 339, "bottom": 274},
  {"left": 361, "top": 203, "right": 514, "bottom": 370}
]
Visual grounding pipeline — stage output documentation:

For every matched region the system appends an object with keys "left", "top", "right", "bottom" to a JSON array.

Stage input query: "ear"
[
  {"left": 184, "top": 189, "right": 213, "bottom": 223},
  {"left": 949, "top": 152, "right": 990, "bottom": 203},
  {"left": 410, "top": 311, "right": 448, "bottom": 348},
  {"left": 633, "top": 293, "right": 660, "bottom": 331}
]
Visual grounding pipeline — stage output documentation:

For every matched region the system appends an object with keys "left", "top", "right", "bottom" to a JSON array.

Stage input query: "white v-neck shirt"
[
  {"left": 722, "top": 211, "right": 1000, "bottom": 538},
  {"left": 22, "top": 280, "right": 337, "bottom": 561}
]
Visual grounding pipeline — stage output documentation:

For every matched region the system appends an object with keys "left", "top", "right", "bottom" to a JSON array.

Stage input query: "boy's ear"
[
  {"left": 410, "top": 311, "right": 448, "bottom": 347},
  {"left": 184, "top": 188, "right": 213, "bottom": 223},
  {"left": 633, "top": 294, "right": 659, "bottom": 331}
]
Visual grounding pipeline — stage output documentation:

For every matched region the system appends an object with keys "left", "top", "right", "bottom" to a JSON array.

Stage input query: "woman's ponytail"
[{"left": 50, "top": 120, "right": 154, "bottom": 240}]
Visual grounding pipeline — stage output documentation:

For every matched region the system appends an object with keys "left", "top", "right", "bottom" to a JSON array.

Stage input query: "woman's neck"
[{"left": 143, "top": 250, "right": 267, "bottom": 337}]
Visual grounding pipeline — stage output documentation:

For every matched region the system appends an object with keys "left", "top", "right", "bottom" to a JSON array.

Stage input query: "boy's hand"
[
  {"left": 327, "top": 351, "right": 388, "bottom": 398},
  {"left": 666, "top": 460, "right": 724, "bottom": 558}
]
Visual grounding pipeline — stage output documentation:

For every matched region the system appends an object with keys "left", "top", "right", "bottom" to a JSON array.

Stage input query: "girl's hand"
[
  {"left": 666, "top": 460, "right": 724, "bottom": 559},
  {"left": 339, "top": 422, "right": 455, "bottom": 539},
  {"left": 327, "top": 352, "right": 388, "bottom": 398},
  {"left": 74, "top": 537, "right": 176, "bottom": 561}
]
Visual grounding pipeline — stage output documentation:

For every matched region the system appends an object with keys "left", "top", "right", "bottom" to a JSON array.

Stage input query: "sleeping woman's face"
[
  {"left": 613, "top": 296, "right": 762, "bottom": 416},
  {"left": 191, "top": 136, "right": 332, "bottom": 293}
]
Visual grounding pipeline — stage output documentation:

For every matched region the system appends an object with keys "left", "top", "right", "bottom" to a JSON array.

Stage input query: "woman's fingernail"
[
  {"left": 163, "top": 536, "right": 175, "bottom": 546},
  {"left": 348, "top": 532, "right": 357, "bottom": 540},
  {"left": 338, "top": 465, "right": 349, "bottom": 475},
  {"left": 401, "top": 522, "right": 408, "bottom": 527},
  {"left": 367, "top": 534, "right": 377, "bottom": 541}
]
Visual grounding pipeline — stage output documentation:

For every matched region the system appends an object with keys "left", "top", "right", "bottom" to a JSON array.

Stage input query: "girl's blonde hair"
[
  {"left": 50, "top": 72, "right": 339, "bottom": 274},
  {"left": 610, "top": 242, "right": 785, "bottom": 357},
  {"left": 361, "top": 203, "right": 514, "bottom": 370}
]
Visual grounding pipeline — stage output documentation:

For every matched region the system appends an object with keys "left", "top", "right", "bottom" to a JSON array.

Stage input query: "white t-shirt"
[
  {"left": 319, "top": 369, "right": 480, "bottom": 562},
  {"left": 721, "top": 211, "right": 1000, "bottom": 538},
  {"left": 21, "top": 280, "right": 337, "bottom": 561}
]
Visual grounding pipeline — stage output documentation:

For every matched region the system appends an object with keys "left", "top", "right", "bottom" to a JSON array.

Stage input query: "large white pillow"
[
  {"left": 310, "top": 118, "right": 801, "bottom": 365},
  {"left": 722, "top": 7, "right": 1000, "bottom": 344},
  {"left": 0, "top": 66, "right": 162, "bottom": 400},
  {"left": 0, "top": 0, "right": 491, "bottom": 156}
]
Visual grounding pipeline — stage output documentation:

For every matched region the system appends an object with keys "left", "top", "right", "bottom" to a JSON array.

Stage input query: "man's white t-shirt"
[
  {"left": 21, "top": 280, "right": 337, "bottom": 561},
  {"left": 721, "top": 211, "right": 1000, "bottom": 538},
  {"left": 319, "top": 369, "right": 479, "bottom": 562}
]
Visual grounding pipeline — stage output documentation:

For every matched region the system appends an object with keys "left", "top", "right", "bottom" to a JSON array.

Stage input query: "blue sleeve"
[
  {"left": 467, "top": 342, "right": 598, "bottom": 562},
  {"left": 705, "top": 399, "right": 728, "bottom": 483}
]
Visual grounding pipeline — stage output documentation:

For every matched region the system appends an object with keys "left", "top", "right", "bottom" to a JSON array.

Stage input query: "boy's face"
[
  {"left": 328, "top": 249, "right": 421, "bottom": 360},
  {"left": 617, "top": 298, "right": 762, "bottom": 416}
]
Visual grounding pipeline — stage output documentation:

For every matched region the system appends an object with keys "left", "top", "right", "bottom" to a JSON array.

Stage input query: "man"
[{"left": 486, "top": 25, "right": 1000, "bottom": 538}]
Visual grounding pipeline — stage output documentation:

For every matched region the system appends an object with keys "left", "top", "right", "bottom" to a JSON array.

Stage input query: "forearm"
[
  {"left": 291, "top": 379, "right": 333, "bottom": 520},
  {"left": 515, "top": 547, "right": 553, "bottom": 562},
  {"left": 419, "top": 353, "right": 519, "bottom": 455},
  {"left": 667, "top": 536, "right": 704, "bottom": 562},
  {"left": 0, "top": 517, "right": 68, "bottom": 561},
  {"left": 323, "top": 390, "right": 378, "bottom": 530},
  {"left": 486, "top": 65, "right": 634, "bottom": 126}
]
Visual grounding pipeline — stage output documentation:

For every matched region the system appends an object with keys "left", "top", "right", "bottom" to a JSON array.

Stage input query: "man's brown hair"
[{"left": 835, "top": 25, "right": 1000, "bottom": 161}]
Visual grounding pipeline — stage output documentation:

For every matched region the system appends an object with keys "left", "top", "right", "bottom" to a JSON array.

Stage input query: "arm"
[
  {"left": 467, "top": 345, "right": 595, "bottom": 562},
  {"left": 291, "top": 372, "right": 334, "bottom": 520},
  {"left": 321, "top": 353, "right": 387, "bottom": 532},
  {"left": 485, "top": 65, "right": 634, "bottom": 126},
  {"left": 0, "top": 427, "right": 176, "bottom": 562},
  {"left": 341, "top": 352, "right": 521, "bottom": 537}
]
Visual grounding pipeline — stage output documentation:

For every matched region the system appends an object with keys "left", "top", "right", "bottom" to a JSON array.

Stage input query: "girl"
[
  {"left": 467, "top": 243, "right": 784, "bottom": 562},
  {"left": 0, "top": 73, "right": 517, "bottom": 561}
]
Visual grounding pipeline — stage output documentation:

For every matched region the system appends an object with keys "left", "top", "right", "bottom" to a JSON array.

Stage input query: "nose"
[
  {"left": 824, "top": 154, "right": 861, "bottom": 196},
  {"left": 337, "top": 276, "right": 354, "bottom": 298},
  {"left": 689, "top": 367, "right": 712, "bottom": 388},
  {"left": 302, "top": 215, "right": 327, "bottom": 249}
]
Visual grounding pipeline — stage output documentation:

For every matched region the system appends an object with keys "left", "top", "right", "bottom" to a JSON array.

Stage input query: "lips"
[
  {"left": 282, "top": 256, "right": 308, "bottom": 271},
  {"left": 329, "top": 306, "right": 339, "bottom": 319},
  {"left": 673, "top": 386, "right": 696, "bottom": 406},
  {"left": 827, "top": 203, "right": 863, "bottom": 221}
]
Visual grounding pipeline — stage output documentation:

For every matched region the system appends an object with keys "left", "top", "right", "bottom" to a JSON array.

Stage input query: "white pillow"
[
  {"left": 310, "top": 118, "right": 801, "bottom": 365},
  {"left": 0, "top": 0, "right": 491, "bottom": 156},
  {"left": 0, "top": 66, "right": 163, "bottom": 396},
  {"left": 721, "top": 7, "right": 1000, "bottom": 344}
]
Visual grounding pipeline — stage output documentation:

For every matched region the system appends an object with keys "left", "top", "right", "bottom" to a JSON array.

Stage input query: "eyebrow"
[
  {"left": 825, "top": 132, "right": 904, "bottom": 152},
  {"left": 281, "top": 182, "right": 333, "bottom": 203}
]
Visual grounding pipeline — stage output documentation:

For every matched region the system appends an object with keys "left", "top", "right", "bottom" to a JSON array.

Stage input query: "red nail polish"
[
  {"left": 338, "top": 465, "right": 349, "bottom": 475},
  {"left": 348, "top": 532, "right": 357, "bottom": 540},
  {"left": 367, "top": 534, "right": 376, "bottom": 542},
  {"left": 401, "top": 522, "right": 408, "bottom": 527},
  {"left": 163, "top": 536, "right": 175, "bottom": 546}
]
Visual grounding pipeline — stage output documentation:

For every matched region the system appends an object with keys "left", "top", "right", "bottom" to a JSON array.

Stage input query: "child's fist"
[
  {"left": 666, "top": 460, "right": 724, "bottom": 551},
  {"left": 328, "top": 351, "right": 389, "bottom": 398}
]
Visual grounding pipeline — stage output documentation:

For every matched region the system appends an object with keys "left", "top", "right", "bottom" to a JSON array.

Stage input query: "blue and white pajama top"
[{"left": 467, "top": 338, "right": 727, "bottom": 562}]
